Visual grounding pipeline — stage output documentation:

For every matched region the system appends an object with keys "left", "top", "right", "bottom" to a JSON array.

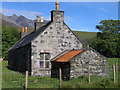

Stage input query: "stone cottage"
[{"left": 8, "top": 1, "right": 109, "bottom": 78}]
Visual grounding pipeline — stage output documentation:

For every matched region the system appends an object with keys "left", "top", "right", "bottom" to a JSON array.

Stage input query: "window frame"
[{"left": 39, "top": 52, "right": 51, "bottom": 69}]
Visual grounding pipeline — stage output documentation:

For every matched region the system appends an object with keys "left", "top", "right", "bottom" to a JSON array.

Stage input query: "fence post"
[
  {"left": 59, "top": 68, "right": 62, "bottom": 88},
  {"left": 116, "top": 63, "right": 118, "bottom": 73},
  {"left": 113, "top": 64, "right": 115, "bottom": 82},
  {"left": 25, "top": 71, "right": 28, "bottom": 89},
  {"left": 0, "top": 57, "right": 4, "bottom": 63},
  {"left": 88, "top": 65, "right": 90, "bottom": 84}
]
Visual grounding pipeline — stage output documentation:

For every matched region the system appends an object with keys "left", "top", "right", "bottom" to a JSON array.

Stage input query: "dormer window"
[{"left": 39, "top": 53, "right": 51, "bottom": 69}]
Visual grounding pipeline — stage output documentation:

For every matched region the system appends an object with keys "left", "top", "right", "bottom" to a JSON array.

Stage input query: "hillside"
[
  {"left": 1, "top": 13, "right": 50, "bottom": 28},
  {"left": 73, "top": 31, "right": 97, "bottom": 45},
  {"left": 1, "top": 13, "right": 97, "bottom": 45},
  {"left": 73, "top": 31, "right": 97, "bottom": 40}
]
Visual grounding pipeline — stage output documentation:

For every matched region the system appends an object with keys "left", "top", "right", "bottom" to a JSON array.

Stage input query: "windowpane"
[
  {"left": 40, "top": 61, "right": 44, "bottom": 68},
  {"left": 45, "top": 53, "right": 51, "bottom": 60},
  {"left": 40, "top": 53, "right": 44, "bottom": 60},
  {"left": 45, "top": 61, "right": 49, "bottom": 68}
]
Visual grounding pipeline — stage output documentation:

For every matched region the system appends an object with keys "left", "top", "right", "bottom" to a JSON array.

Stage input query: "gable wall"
[
  {"left": 31, "top": 22, "right": 83, "bottom": 76},
  {"left": 70, "top": 49, "right": 109, "bottom": 78}
]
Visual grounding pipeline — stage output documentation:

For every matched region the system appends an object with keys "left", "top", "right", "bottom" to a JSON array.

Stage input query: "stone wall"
[
  {"left": 31, "top": 11, "right": 82, "bottom": 76},
  {"left": 8, "top": 44, "right": 31, "bottom": 73},
  {"left": 70, "top": 48, "right": 109, "bottom": 78}
]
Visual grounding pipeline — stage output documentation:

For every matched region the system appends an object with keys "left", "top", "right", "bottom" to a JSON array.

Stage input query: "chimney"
[
  {"left": 51, "top": 1, "right": 64, "bottom": 22},
  {"left": 34, "top": 16, "right": 46, "bottom": 31},
  {"left": 21, "top": 27, "right": 28, "bottom": 38},
  {"left": 41, "top": 17, "right": 43, "bottom": 22},
  {"left": 37, "top": 15, "right": 39, "bottom": 22}
]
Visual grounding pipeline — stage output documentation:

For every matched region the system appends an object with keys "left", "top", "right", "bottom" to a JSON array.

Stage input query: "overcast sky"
[{"left": 1, "top": 2, "right": 118, "bottom": 32}]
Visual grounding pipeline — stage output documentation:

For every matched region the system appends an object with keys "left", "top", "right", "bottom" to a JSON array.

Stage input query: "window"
[
  {"left": 39, "top": 53, "right": 51, "bottom": 69},
  {"left": 40, "top": 61, "right": 44, "bottom": 68}
]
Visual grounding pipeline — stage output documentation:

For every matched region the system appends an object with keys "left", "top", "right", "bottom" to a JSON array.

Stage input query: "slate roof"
[
  {"left": 8, "top": 22, "right": 52, "bottom": 51},
  {"left": 51, "top": 49, "right": 84, "bottom": 62}
]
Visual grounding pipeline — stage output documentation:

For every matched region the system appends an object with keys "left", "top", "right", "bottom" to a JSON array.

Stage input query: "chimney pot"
[
  {"left": 37, "top": 15, "right": 39, "bottom": 22},
  {"left": 41, "top": 17, "right": 43, "bottom": 22},
  {"left": 22, "top": 27, "right": 24, "bottom": 32},
  {"left": 56, "top": 1, "right": 59, "bottom": 11},
  {"left": 25, "top": 27, "right": 27, "bottom": 32}
]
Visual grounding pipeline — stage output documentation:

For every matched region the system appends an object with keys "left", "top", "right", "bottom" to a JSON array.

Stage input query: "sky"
[{"left": 1, "top": 2, "right": 118, "bottom": 32}]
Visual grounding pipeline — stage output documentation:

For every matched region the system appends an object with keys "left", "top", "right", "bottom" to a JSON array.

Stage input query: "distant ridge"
[
  {"left": 1, "top": 13, "right": 50, "bottom": 28},
  {"left": 1, "top": 13, "right": 20, "bottom": 27},
  {"left": 1, "top": 13, "right": 97, "bottom": 45}
]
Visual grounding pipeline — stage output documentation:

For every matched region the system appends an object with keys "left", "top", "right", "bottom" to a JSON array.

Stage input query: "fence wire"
[{"left": 2, "top": 58, "right": 119, "bottom": 88}]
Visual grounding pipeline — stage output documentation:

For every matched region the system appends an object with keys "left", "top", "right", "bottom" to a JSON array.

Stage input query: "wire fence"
[{"left": 2, "top": 59, "right": 119, "bottom": 88}]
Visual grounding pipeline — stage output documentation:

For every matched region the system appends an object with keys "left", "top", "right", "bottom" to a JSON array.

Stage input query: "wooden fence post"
[
  {"left": 113, "top": 64, "right": 115, "bottom": 82},
  {"left": 88, "top": 65, "right": 90, "bottom": 84},
  {"left": 116, "top": 63, "right": 118, "bottom": 73},
  {"left": 0, "top": 57, "right": 4, "bottom": 63},
  {"left": 59, "top": 68, "right": 62, "bottom": 88},
  {"left": 25, "top": 71, "right": 28, "bottom": 89}
]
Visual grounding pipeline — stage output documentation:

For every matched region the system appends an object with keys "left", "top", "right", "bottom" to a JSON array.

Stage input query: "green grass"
[
  {"left": 73, "top": 31, "right": 97, "bottom": 40},
  {"left": 2, "top": 58, "right": 119, "bottom": 88},
  {"left": 73, "top": 31, "right": 97, "bottom": 45}
]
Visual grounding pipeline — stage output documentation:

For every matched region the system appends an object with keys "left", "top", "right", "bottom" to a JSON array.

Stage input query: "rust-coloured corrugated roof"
[{"left": 55, "top": 50, "right": 84, "bottom": 62}]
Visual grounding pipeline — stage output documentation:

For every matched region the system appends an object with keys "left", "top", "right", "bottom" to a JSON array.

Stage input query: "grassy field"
[
  {"left": 73, "top": 31, "right": 97, "bottom": 40},
  {"left": 73, "top": 31, "right": 97, "bottom": 45},
  {"left": 2, "top": 58, "right": 119, "bottom": 88}
]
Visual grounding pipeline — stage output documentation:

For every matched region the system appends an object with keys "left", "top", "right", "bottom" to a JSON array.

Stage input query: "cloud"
[
  {"left": 65, "top": 16, "right": 72, "bottom": 21},
  {"left": 1, "top": 8, "right": 43, "bottom": 20},
  {"left": 99, "top": 7, "right": 109, "bottom": 13}
]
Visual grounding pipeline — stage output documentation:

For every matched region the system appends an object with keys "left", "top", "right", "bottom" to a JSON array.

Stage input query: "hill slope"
[
  {"left": 0, "top": 13, "right": 20, "bottom": 28},
  {"left": 73, "top": 31, "right": 97, "bottom": 40},
  {"left": 1, "top": 13, "right": 97, "bottom": 45},
  {"left": 73, "top": 31, "right": 97, "bottom": 45}
]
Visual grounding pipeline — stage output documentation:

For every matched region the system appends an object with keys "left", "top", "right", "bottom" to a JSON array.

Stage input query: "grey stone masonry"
[
  {"left": 70, "top": 48, "right": 109, "bottom": 78},
  {"left": 51, "top": 48, "right": 109, "bottom": 80},
  {"left": 34, "top": 22, "right": 47, "bottom": 31},
  {"left": 31, "top": 10, "right": 82, "bottom": 76},
  {"left": 51, "top": 10, "right": 64, "bottom": 22}
]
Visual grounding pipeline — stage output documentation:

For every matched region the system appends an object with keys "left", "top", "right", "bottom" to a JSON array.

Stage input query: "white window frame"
[{"left": 40, "top": 53, "right": 50, "bottom": 69}]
